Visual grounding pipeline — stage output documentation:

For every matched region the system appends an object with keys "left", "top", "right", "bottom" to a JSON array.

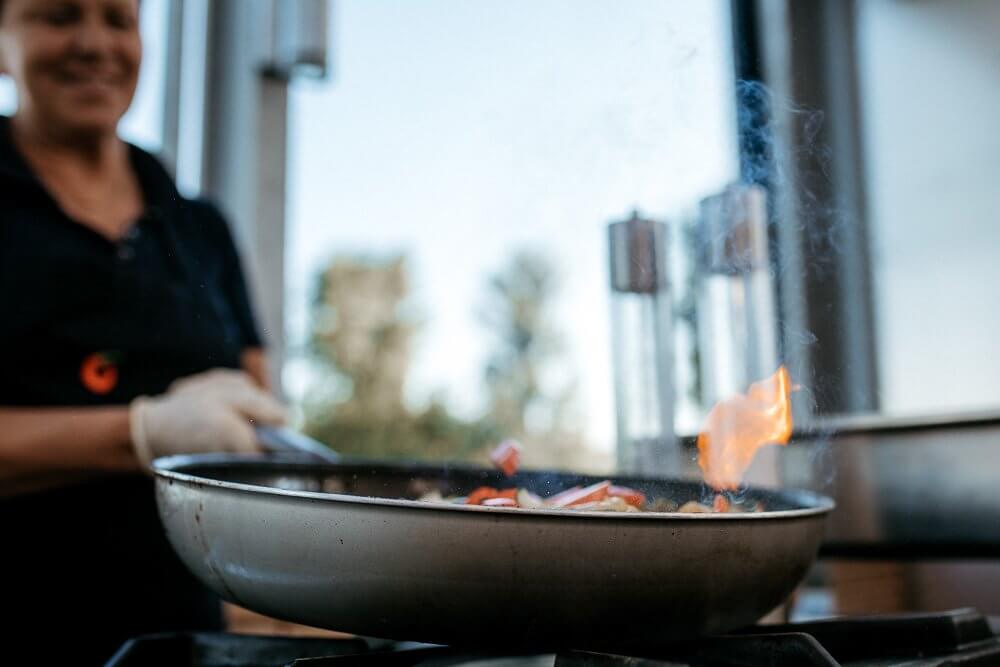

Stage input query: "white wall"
[{"left": 857, "top": 0, "right": 1000, "bottom": 416}]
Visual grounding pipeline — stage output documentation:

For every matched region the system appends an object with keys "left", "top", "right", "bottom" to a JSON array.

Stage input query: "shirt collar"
[
  {"left": 0, "top": 114, "right": 182, "bottom": 212},
  {"left": 0, "top": 114, "right": 43, "bottom": 191}
]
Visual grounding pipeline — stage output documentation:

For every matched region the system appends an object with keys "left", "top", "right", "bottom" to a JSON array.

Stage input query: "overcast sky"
[{"left": 283, "top": 0, "right": 738, "bottom": 450}]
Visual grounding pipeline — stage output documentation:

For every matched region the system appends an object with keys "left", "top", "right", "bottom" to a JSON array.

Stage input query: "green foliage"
[
  {"left": 304, "top": 399, "right": 503, "bottom": 462},
  {"left": 301, "top": 249, "right": 587, "bottom": 468},
  {"left": 478, "top": 250, "right": 565, "bottom": 435},
  {"left": 303, "top": 255, "right": 496, "bottom": 462}
]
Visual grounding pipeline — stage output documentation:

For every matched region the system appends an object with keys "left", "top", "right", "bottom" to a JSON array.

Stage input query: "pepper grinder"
[{"left": 608, "top": 210, "right": 679, "bottom": 476}]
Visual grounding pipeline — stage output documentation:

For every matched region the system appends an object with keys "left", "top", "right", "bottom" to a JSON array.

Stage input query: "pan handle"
[{"left": 255, "top": 426, "right": 341, "bottom": 463}]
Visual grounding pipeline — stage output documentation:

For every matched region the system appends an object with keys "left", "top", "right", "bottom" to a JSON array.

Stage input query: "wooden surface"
[{"left": 225, "top": 603, "right": 354, "bottom": 638}]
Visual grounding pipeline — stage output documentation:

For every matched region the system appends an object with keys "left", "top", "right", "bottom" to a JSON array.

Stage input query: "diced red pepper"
[
  {"left": 466, "top": 486, "right": 519, "bottom": 505},
  {"left": 608, "top": 485, "right": 646, "bottom": 508},
  {"left": 489, "top": 439, "right": 523, "bottom": 477},
  {"left": 544, "top": 485, "right": 582, "bottom": 506},
  {"left": 713, "top": 494, "right": 731, "bottom": 513},
  {"left": 466, "top": 486, "right": 499, "bottom": 505},
  {"left": 549, "top": 481, "right": 611, "bottom": 508},
  {"left": 482, "top": 497, "right": 517, "bottom": 507}
]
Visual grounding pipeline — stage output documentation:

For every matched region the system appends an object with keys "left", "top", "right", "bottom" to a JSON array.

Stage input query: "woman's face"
[{"left": 0, "top": 0, "right": 141, "bottom": 138}]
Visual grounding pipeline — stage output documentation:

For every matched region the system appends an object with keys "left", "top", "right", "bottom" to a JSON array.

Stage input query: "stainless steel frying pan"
[{"left": 153, "top": 437, "right": 833, "bottom": 652}]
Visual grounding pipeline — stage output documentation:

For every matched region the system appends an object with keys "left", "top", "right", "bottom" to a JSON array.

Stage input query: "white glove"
[{"left": 129, "top": 369, "right": 287, "bottom": 467}]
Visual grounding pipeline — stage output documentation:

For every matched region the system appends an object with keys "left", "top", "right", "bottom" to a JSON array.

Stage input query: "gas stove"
[{"left": 106, "top": 608, "right": 1000, "bottom": 666}]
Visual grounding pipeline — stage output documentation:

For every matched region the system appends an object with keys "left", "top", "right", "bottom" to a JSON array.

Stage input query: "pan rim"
[{"left": 153, "top": 454, "right": 834, "bottom": 520}]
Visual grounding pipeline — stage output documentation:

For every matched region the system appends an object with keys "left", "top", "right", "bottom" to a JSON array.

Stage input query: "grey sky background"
[{"left": 283, "top": 0, "right": 738, "bottom": 450}]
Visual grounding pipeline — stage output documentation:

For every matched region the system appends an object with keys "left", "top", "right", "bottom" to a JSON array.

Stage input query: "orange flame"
[{"left": 697, "top": 366, "right": 793, "bottom": 490}]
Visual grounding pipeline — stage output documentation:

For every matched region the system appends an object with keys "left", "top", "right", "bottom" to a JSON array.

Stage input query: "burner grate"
[
  {"left": 560, "top": 633, "right": 838, "bottom": 667},
  {"left": 105, "top": 609, "right": 1000, "bottom": 667},
  {"left": 740, "top": 607, "right": 996, "bottom": 664},
  {"left": 105, "top": 633, "right": 373, "bottom": 667}
]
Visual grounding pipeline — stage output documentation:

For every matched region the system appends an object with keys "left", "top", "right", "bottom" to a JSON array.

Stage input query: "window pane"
[
  {"left": 858, "top": 1, "right": 1000, "bottom": 417},
  {"left": 285, "top": 0, "right": 738, "bottom": 468}
]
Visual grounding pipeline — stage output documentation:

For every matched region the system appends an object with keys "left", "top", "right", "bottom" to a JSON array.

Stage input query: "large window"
[
  {"left": 284, "top": 0, "right": 738, "bottom": 469},
  {"left": 857, "top": 0, "right": 1000, "bottom": 418}
]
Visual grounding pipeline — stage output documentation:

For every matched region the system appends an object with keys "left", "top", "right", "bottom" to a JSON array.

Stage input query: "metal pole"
[
  {"left": 200, "top": 0, "right": 289, "bottom": 389},
  {"left": 160, "top": 0, "right": 185, "bottom": 176}
]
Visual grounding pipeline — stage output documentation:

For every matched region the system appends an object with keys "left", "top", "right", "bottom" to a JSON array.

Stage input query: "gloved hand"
[{"left": 129, "top": 369, "right": 287, "bottom": 467}]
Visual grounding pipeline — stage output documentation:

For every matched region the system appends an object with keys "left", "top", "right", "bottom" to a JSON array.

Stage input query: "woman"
[{"left": 0, "top": 0, "right": 285, "bottom": 662}]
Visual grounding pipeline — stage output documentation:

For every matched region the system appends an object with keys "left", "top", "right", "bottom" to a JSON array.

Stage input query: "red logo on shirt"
[{"left": 80, "top": 352, "right": 119, "bottom": 395}]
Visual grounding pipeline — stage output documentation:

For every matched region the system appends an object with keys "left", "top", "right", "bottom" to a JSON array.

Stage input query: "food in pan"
[
  {"left": 456, "top": 437, "right": 763, "bottom": 513},
  {"left": 488, "top": 439, "right": 522, "bottom": 477},
  {"left": 418, "top": 480, "right": 763, "bottom": 513}
]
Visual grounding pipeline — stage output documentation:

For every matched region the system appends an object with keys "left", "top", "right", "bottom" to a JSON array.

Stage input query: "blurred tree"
[
  {"left": 304, "top": 255, "right": 497, "bottom": 461},
  {"left": 477, "top": 250, "right": 585, "bottom": 468},
  {"left": 310, "top": 256, "right": 412, "bottom": 421},
  {"left": 479, "top": 251, "right": 558, "bottom": 433},
  {"left": 301, "top": 250, "right": 595, "bottom": 470}
]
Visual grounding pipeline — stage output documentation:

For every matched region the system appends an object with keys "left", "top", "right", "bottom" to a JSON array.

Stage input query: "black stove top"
[{"left": 105, "top": 609, "right": 1000, "bottom": 667}]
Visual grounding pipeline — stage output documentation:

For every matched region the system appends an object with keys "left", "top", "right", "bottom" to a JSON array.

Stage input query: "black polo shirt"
[
  {"left": 0, "top": 115, "right": 263, "bottom": 662},
  {"left": 0, "top": 124, "right": 261, "bottom": 406}
]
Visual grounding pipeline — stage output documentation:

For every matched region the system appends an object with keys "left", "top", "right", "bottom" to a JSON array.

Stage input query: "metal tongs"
[{"left": 255, "top": 425, "right": 341, "bottom": 463}]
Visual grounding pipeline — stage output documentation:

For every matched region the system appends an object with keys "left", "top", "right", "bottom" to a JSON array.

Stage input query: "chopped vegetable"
[
  {"left": 608, "top": 485, "right": 646, "bottom": 508},
  {"left": 482, "top": 497, "right": 517, "bottom": 507},
  {"left": 489, "top": 439, "right": 523, "bottom": 477},
  {"left": 544, "top": 485, "right": 582, "bottom": 506},
  {"left": 423, "top": 480, "right": 760, "bottom": 513},
  {"left": 713, "top": 495, "right": 731, "bottom": 513},
  {"left": 647, "top": 498, "right": 680, "bottom": 513},
  {"left": 466, "top": 486, "right": 500, "bottom": 505},
  {"left": 678, "top": 501, "right": 712, "bottom": 513},
  {"left": 549, "top": 481, "right": 611, "bottom": 508},
  {"left": 466, "top": 486, "right": 517, "bottom": 506},
  {"left": 418, "top": 490, "right": 444, "bottom": 503},
  {"left": 412, "top": 436, "right": 765, "bottom": 513},
  {"left": 570, "top": 497, "right": 638, "bottom": 512},
  {"left": 515, "top": 488, "right": 546, "bottom": 509}
]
